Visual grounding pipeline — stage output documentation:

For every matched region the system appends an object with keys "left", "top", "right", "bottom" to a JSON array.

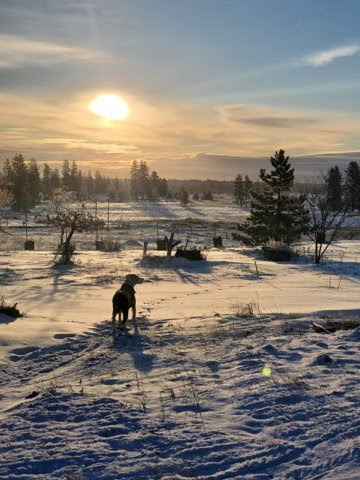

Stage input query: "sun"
[{"left": 89, "top": 94, "right": 129, "bottom": 121}]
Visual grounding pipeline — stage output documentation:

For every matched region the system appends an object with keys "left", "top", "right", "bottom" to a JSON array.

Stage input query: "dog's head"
[{"left": 124, "top": 274, "right": 144, "bottom": 287}]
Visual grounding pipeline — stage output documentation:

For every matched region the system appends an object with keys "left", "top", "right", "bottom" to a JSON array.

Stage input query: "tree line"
[
  {"left": 129, "top": 160, "right": 169, "bottom": 200},
  {"left": 324, "top": 162, "right": 360, "bottom": 211},
  {"left": 0, "top": 154, "right": 129, "bottom": 210}
]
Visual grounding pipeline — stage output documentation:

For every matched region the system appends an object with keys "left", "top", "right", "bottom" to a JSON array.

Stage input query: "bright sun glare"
[{"left": 89, "top": 94, "right": 129, "bottom": 121}]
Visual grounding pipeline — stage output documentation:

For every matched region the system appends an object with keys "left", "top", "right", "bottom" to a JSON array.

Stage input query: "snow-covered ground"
[
  {"left": 1, "top": 198, "right": 247, "bottom": 252},
  {"left": 1, "top": 216, "right": 360, "bottom": 478}
]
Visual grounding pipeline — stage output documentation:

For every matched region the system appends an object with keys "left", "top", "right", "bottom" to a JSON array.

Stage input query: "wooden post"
[
  {"left": 107, "top": 200, "right": 110, "bottom": 236},
  {"left": 254, "top": 260, "right": 259, "bottom": 277},
  {"left": 24, "top": 212, "right": 28, "bottom": 241},
  {"left": 95, "top": 200, "right": 98, "bottom": 242}
]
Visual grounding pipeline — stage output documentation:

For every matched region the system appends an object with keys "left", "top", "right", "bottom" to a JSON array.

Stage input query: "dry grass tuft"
[{"left": 232, "top": 299, "right": 261, "bottom": 318}]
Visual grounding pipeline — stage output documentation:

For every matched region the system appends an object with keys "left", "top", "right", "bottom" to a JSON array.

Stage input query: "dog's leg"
[
  {"left": 112, "top": 304, "right": 117, "bottom": 323},
  {"left": 121, "top": 309, "right": 129, "bottom": 325},
  {"left": 132, "top": 298, "right": 136, "bottom": 321}
]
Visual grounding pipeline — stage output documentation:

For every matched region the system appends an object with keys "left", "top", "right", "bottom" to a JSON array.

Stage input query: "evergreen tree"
[
  {"left": 130, "top": 160, "right": 139, "bottom": 200},
  {"left": 233, "top": 174, "right": 245, "bottom": 206},
  {"left": 179, "top": 187, "right": 190, "bottom": 206},
  {"left": 326, "top": 166, "right": 342, "bottom": 211},
  {"left": 62, "top": 159, "right": 72, "bottom": 190},
  {"left": 158, "top": 178, "right": 169, "bottom": 198},
  {"left": 94, "top": 171, "right": 103, "bottom": 195},
  {"left": 69, "top": 160, "right": 79, "bottom": 194},
  {"left": 51, "top": 169, "right": 61, "bottom": 191},
  {"left": 42, "top": 163, "right": 53, "bottom": 197},
  {"left": 107, "top": 177, "right": 124, "bottom": 201},
  {"left": 344, "top": 161, "right": 360, "bottom": 211},
  {"left": 236, "top": 149, "right": 309, "bottom": 246},
  {"left": 201, "top": 191, "right": 213, "bottom": 200},
  {"left": 150, "top": 170, "right": 161, "bottom": 200},
  {"left": 138, "top": 160, "right": 150, "bottom": 199},
  {"left": 1, "top": 154, "right": 30, "bottom": 211},
  {"left": 86, "top": 172, "right": 95, "bottom": 197},
  {"left": 28, "top": 159, "right": 41, "bottom": 206}
]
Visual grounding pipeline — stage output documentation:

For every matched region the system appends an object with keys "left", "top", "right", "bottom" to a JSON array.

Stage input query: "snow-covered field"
[
  {"left": 1, "top": 199, "right": 247, "bottom": 252},
  {"left": 1, "top": 203, "right": 360, "bottom": 479}
]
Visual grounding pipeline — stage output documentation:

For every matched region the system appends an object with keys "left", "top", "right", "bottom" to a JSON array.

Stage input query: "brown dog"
[{"left": 112, "top": 274, "right": 144, "bottom": 325}]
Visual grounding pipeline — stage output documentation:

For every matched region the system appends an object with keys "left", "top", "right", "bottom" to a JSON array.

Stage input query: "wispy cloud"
[
  {"left": 0, "top": 35, "right": 100, "bottom": 68},
  {"left": 306, "top": 45, "right": 360, "bottom": 66}
]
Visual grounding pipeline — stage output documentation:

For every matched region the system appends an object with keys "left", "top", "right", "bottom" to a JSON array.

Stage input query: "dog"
[{"left": 112, "top": 274, "right": 144, "bottom": 325}]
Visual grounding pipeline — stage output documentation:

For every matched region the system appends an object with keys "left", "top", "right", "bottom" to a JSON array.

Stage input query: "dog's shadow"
[{"left": 113, "top": 316, "right": 155, "bottom": 374}]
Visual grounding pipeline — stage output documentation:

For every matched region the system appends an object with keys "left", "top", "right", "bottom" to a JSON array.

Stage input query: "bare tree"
[
  {"left": 36, "top": 190, "right": 104, "bottom": 264},
  {"left": 305, "top": 176, "right": 352, "bottom": 263}
]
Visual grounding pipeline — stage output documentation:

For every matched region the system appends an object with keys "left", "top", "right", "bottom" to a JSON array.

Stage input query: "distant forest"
[
  {"left": 1, "top": 153, "right": 359, "bottom": 213},
  {"left": 0, "top": 154, "right": 238, "bottom": 211}
]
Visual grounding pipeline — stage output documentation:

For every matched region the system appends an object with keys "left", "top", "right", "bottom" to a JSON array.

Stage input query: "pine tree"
[
  {"left": 150, "top": 170, "right": 161, "bottom": 200},
  {"left": 94, "top": 171, "right": 103, "bottom": 195},
  {"left": 233, "top": 174, "right": 245, "bottom": 206},
  {"left": 2, "top": 154, "right": 30, "bottom": 211},
  {"left": 158, "top": 178, "right": 169, "bottom": 198},
  {"left": 62, "top": 159, "right": 72, "bottom": 190},
  {"left": 326, "top": 166, "right": 342, "bottom": 211},
  {"left": 27, "top": 159, "right": 41, "bottom": 206},
  {"left": 42, "top": 164, "right": 53, "bottom": 197},
  {"left": 86, "top": 172, "right": 95, "bottom": 197},
  {"left": 130, "top": 160, "right": 139, "bottom": 200},
  {"left": 51, "top": 169, "right": 61, "bottom": 191},
  {"left": 138, "top": 161, "right": 150, "bottom": 200},
  {"left": 344, "top": 161, "right": 360, "bottom": 211},
  {"left": 179, "top": 188, "right": 190, "bottom": 206},
  {"left": 69, "top": 160, "right": 79, "bottom": 194},
  {"left": 236, "top": 149, "right": 309, "bottom": 246}
]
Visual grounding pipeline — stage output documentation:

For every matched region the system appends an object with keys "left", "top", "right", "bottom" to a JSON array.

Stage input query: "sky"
[{"left": 0, "top": 0, "right": 360, "bottom": 179}]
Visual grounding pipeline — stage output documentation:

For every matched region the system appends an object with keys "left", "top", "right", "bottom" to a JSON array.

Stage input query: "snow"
[{"left": 1, "top": 203, "right": 360, "bottom": 479}]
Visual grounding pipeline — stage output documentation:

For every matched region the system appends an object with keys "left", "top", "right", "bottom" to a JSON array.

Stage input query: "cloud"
[
  {"left": 305, "top": 45, "right": 360, "bottom": 66},
  {"left": 0, "top": 35, "right": 100, "bottom": 68},
  {"left": 218, "top": 104, "right": 320, "bottom": 129},
  {"left": 0, "top": 91, "right": 360, "bottom": 177}
]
